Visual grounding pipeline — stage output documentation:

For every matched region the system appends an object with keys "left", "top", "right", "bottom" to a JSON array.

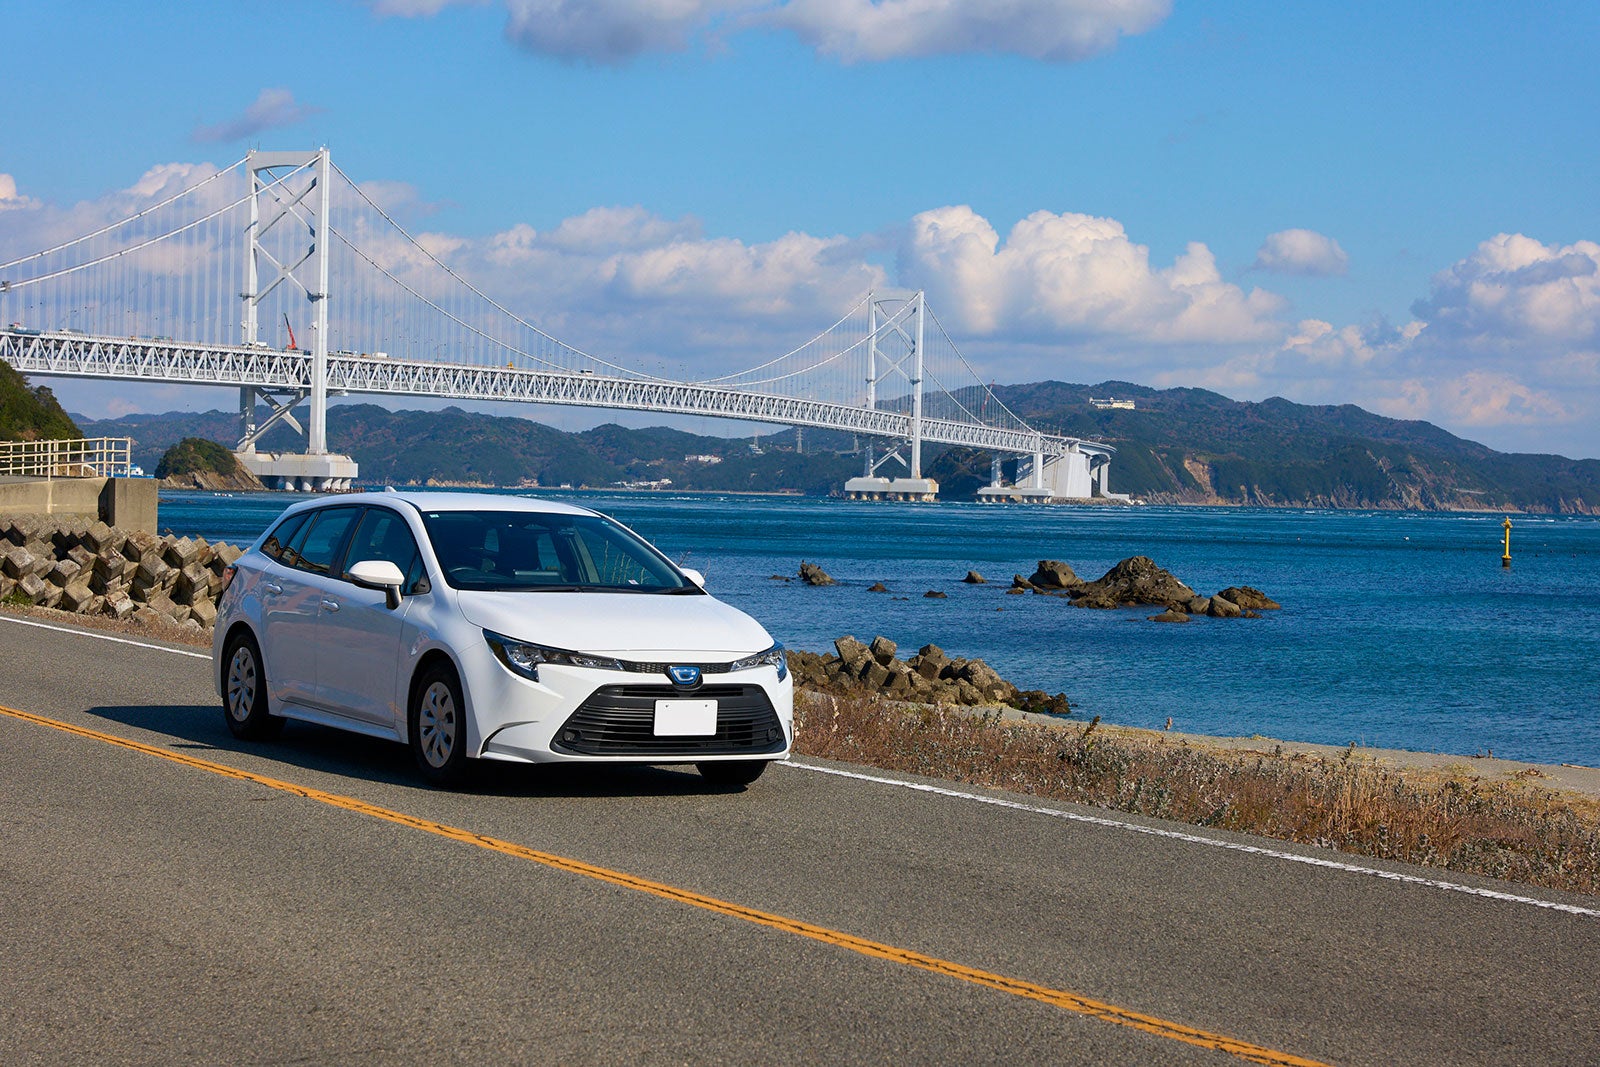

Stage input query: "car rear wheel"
[
  {"left": 696, "top": 760, "right": 769, "bottom": 787},
  {"left": 410, "top": 662, "right": 470, "bottom": 787},
  {"left": 222, "top": 632, "right": 283, "bottom": 741}
]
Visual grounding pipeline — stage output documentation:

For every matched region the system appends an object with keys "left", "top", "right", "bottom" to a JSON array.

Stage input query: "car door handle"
[
  {"left": 321, "top": 599, "right": 340, "bottom": 612},
  {"left": 264, "top": 581, "right": 283, "bottom": 595}
]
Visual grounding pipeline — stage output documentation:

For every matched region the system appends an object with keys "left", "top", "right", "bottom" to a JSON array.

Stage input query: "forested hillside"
[
  {"left": 0, "top": 363, "right": 81, "bottom": 442},
  {"left": 76, "top": 383, "right": 1600, "bottom": 513}
]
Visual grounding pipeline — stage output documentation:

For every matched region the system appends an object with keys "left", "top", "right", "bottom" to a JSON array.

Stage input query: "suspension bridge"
[{"left": 0, "top": 149, "right": 1114, "bottom": 499}]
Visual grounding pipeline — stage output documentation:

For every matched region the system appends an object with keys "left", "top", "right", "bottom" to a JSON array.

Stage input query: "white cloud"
[
  {"left": 191, "top": 88, "right": 322, "bottom": 144},
  {"left": 355, "top": 180, "right": 448, "bottom": 221},
  {"left": 0, "top": 174, "right": 39, "bottom": 212},
  {"left": 504, "top": 0, "right": 751, "bottom": 63},
  {"left": 411, "top": 0, "right": 1170, "bottom": 63},
  {"left": 1253, "top": 228, "right": 1349, "bottom": 277},
  {"left": 1372, "top": 371, "right": 1570, "bottom": 428},
  {"left": 1411, "top": 232, "right": 1600, "bottom": 346},
  {"left": 758, "top": 0, "right": 1172, "bottom": 63},
  {"left": 458, "top": 208, "right": 884, "bottom": 338},
  {"left": 901, "top": 205, "right": 1284, "bottom": 346},
  {"left": 1169, "top": 233, "right": 1600, "bottom": 452},
  {"left": 544, "top": 205, "right": 704, "bottom": 253}
]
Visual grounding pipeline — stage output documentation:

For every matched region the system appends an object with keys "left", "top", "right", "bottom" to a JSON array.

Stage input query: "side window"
[
  {"left": 288, "top": 507, "right": 360, "bottom": 578},
  {"left": 343, "top": 508, "right": 428, "bottom": 595},
  {"left": 260, "top": 512, "right": 308, "bottom": 562}
]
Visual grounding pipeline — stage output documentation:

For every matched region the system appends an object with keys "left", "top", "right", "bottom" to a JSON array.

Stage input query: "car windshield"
[{"left": 419, "top": 509, "right": 696, "bottom": 593}]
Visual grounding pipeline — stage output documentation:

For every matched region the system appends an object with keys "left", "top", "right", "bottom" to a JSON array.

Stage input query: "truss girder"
[{"left": 0, "top": 330, "right": 1111, "bottom": 460}]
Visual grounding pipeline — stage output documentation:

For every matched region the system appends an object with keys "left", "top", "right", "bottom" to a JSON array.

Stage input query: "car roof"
[{"left": 281, "top": 491, "right": 600, "bottom": 519}]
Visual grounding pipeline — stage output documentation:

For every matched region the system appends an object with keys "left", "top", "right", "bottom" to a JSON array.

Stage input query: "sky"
[{"left": 2, "top": 1, "right": 1598, "bottom": 457}]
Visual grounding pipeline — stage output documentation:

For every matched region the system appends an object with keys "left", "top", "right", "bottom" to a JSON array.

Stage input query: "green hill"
[
  {"left": 0, "top": 362, "right": 81, "bottom": 442},
  {"left": 76, "top": 385, "right": 1600, "bottom": 513},
  {"left": 80, "top": 404, "right": 861, "bottom": 495},
  {"left": 991, "top": 381, "right": 1600, "bottom": 513},
  {"left": 154, "top": 437, "right": 245, "bottom": 479}
]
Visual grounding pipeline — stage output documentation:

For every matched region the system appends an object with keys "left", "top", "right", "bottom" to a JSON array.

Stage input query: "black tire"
[
  {"left": 696, "top": 760, "right": 769, "bottom": 787},
  {"left": 409, "top": 661, "right": 471, "bottom": 787},
  {"left": 221, "top": 631, "right": 283, "bottom": 741}
]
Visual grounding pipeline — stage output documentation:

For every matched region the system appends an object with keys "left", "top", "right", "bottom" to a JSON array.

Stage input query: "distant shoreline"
[{"left": 156, "top": 484, "right": 1575, "bottom": 516}]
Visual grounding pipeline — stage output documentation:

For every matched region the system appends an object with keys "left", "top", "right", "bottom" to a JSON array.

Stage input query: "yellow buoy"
[{"left": 1502, "top": 517, "right": 1512, "bottom": 569}]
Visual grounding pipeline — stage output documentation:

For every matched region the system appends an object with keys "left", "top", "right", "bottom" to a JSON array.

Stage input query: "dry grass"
[{"left": 794, "top": 691, "right": 1600, "bottom": 896}]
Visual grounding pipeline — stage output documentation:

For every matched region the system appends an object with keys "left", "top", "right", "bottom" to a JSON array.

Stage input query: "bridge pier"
[
  {"left": 842, "top": 476, "right": 939, "bottom": 501},
  {"left": 977, "top": 446, "right": 1127, "bottom": 503},
  {"left": 235, "top": 450, "right": 358, "bottom": 492}
]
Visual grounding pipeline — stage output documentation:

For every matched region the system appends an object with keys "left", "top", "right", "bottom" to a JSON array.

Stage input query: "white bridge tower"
[
  {"left": 844, "top": 289, "right": 940, "bottom": 501},
  {"left": 234, "top": 148, "right": 358, "bottom": 491}
]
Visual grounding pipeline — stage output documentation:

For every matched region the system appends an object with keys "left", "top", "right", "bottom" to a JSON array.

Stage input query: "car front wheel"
[
  {"left": 222, "top": 632, "right": 283, "bottom": 741},
  {"left": 410, "top": 662, "right": 470, "bottom": 787},
  {"left": 696, "top": 760, "right": 769, "bottom": 787}
]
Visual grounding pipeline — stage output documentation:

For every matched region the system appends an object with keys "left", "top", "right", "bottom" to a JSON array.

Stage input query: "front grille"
[
  {"left": 553, "top": 684, "right": 785, "bottom": 757},
  {"left": 616, "top": 659, "right": 737, "bottom": 675}
]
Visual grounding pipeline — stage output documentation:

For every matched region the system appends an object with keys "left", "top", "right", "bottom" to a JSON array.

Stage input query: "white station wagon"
[{"left": 213, "top": 492, "right": 792, "bottom": 787}]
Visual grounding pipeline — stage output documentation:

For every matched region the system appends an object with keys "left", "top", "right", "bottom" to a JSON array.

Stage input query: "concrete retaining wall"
[{"left": 0, "top": 476, "right": 158, "bottom": 532}]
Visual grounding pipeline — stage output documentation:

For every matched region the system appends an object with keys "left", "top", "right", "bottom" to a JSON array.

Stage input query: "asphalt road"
[{"left": 1, "top": 614, "right": 1597, "bottom": 1066}]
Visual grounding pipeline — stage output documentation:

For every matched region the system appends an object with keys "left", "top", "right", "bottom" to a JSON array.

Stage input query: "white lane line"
[
  {"left": 0, "top": 614, "right": 211, "bottom": 660},
  {"left": 5, "top": 611, "right": 1590, "bottom": 918},
  {"left": 783, "top": 759, "right": 1600, "bottom": 919}
]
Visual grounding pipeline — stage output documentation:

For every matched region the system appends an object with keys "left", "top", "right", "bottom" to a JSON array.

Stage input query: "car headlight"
[
  {"left": 485, "top": 631, "right": 624, "bottom": 681},
  {"left": 729, "top": 643, "right": 787, "bottom": 681}
]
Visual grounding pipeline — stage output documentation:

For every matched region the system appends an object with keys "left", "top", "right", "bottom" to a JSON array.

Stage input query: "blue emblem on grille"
[{"left": 668, "top": 665, "right": 702, "bottom": 687}]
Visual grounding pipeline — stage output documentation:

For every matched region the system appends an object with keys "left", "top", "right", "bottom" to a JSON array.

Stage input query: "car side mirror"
[
  {"left": 347, "top": 559, "right": 406, "bottom": 609},
  {"left": 680, "top": 567, "right": 706, "bottom": 589}
]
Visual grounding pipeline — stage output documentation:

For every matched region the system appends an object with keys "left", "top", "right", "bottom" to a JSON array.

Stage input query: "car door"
[
  {"left": 315, "top": 506, "right": 426, "bottom": 728},
  {"left": 265, "top": 505, "right": 361, "bottom": 712}
]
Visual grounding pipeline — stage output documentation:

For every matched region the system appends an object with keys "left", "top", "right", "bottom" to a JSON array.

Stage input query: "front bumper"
[{"left": 468, "top": 650, "right": 793, "bottom": 764}]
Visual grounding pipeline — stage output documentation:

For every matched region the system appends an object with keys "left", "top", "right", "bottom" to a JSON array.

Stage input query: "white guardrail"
[{"left": 0, "top": 437, "right": 134, "bottom": 479}]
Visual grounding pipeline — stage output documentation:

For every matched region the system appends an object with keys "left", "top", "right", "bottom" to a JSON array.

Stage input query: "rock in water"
[
  {"left": 962, "top": 570, "right": 987, "bottom": 584},
  {"left": 1148, "top": 609, "right": 1190, "bottom": 623},
  {"left": 1207, "top": 595, "right": 1242, "bottom": 618},
  {"left": 867, "top": 582, "right": 888, "bottom": 593},
  {"left": 1028, "top": 560, "right": 1082, "bottom": 590},
  {"left": 799, "top": 561, "right": 835, "bottom": 586},
  {"left": 924, "top": 590, "right": 947, "bottom": 599},
  {"left": 1217, "top": 585, "right": 1280, "bottom": 610},
  {"left": 1072, "top": 556, "right": 1195, "bottom": 609}
]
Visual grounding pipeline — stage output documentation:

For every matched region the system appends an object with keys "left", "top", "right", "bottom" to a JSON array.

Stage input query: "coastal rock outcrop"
[
  {"left": 1000, "top": 556, "right": 1278, "bottom": 620},
  {"left": 789, "top": 637, "right": 1071, "bottom": 715},
  {"left": 154, "top": 437, "right": 265, "bottom": 491},
  {"left": 1070, "top": 555, "right": 1195, "bottom": 610},
  {"left": 781, "top": 553, "right": 1276, "bottom": 624}
]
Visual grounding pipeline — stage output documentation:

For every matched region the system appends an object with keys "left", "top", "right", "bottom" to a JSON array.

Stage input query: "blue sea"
[{"left": 159, "top": 490, "right": 1600, "bottom": 768}]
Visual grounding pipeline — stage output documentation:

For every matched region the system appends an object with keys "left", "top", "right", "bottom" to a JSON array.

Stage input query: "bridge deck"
[{"left": 0, "top": 330, "right": 1108, "bottom": 460}]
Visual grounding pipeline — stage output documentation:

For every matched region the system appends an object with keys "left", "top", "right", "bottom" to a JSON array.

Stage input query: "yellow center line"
[{"left": 1, "top": 702, "right": 1330, "bottom": 1067}]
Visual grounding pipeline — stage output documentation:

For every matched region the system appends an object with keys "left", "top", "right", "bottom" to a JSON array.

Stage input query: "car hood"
[{"left": 453, "top": 589, "right": 775, "bottom": 657}]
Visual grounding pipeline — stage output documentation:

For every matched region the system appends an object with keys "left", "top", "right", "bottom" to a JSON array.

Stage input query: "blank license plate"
[{"left": 654, "top": 699, "right": 718, "bottom": 736}]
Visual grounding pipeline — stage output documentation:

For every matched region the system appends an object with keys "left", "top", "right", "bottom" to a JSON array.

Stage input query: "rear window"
[
  {"left": 259, "top": 511, "right": 309, "bottom": 562},
  {"left": 284, "top": 507, "right": 361, "bottom": 577}
]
